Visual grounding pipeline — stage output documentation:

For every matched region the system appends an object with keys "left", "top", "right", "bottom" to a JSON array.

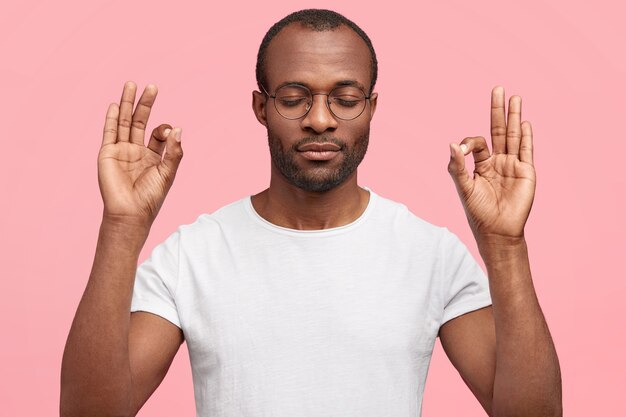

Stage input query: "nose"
[{"left": 300, "top": 95, "right": 339, "bottom": 133}]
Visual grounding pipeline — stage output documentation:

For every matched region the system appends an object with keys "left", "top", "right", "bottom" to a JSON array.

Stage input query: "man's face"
[{"left": 253, "top": 24, "right": 377, "bottom": 192}]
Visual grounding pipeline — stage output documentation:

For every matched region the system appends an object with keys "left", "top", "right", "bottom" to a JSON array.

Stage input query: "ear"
[
  {"left": 252, "top": 90, "right": 268, "bottom": 127},
  {"left": 367, "top": 92, "right": 378, "bottom": 120}
]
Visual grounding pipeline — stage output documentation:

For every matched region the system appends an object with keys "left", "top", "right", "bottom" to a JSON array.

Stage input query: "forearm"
[
  {"left": 60, "top": 217, "right": 150, "bottom": 417},
  {"left": 478, "top": 237, "right": 562, "bottom": 417}
]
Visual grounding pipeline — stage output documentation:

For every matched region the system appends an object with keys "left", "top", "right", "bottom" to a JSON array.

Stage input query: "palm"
[
  {"left": 98, "top": 82, "right": 183, "bottom": 225},
  {"left": 449, "top": 87, "right": 536, "bottom": 240},
  {"left": 99, "top": 142, "right": 167, "bottom": 219},
  {"left": 463, "top": 153, "right": 535, "bottom": 238}
]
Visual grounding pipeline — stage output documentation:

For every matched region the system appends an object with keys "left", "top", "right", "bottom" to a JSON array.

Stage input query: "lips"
[
  {"left": 297, "top": 142, "right": 341, "bottom": 161},
  {"left": 297, "top": 143, "right": 342, "bottom": 152}
]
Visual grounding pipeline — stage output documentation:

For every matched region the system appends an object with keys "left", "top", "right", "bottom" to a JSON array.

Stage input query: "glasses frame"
[{"left": 260, "top": 83, "right": 373, "bottom": 121}]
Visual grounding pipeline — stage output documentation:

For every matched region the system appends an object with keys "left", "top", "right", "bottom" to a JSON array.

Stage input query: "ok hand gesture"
[
  {"left": 448, "top": 87, "right": 536, "bottom": 242},
  {"left": 98, "top": 82, "right": 183, "bottom": 227}
]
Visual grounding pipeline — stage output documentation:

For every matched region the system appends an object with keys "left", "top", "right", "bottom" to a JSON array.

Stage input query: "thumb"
[
  {"left": 447, "top": 143, "right": 472, "bottom": 197},
  {"left": 162, "top": 127, "right": 184, "bottom": 176}
]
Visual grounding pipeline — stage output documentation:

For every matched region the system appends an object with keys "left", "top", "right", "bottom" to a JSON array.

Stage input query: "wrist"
[
  {"left": 475, "top": 233, "right": 526, "bottom": 247},
  {"left": 475, "top": 234, "right": 528, "bottom": 264},
  {"left": 102, "top": 211, "right": 153, "bottom": 231},
  {"left": 99, "top": 213, "right": 152, "bottom": 250}
]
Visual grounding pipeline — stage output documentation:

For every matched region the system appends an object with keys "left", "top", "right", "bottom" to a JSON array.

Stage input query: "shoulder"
[
  {"left": 174, "top": 197, "right": 250, "bottom": 243},
  {"left": 369, "top": 190, "right": 448, "bottom": 243}
]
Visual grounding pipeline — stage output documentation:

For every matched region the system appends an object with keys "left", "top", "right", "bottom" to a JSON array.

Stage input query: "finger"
[
  {"left": 130, "top": 84, "right": 158, "bottom": 145},
  {"left": 102, "top": 103, "right": 119, "bottom": 146},
  {"left": 506, "top": 95, "right": 522, "bottom": 156},
  {"left": 147, "top": 124, "right": 172, "bottom": 156},
  {"left": 117, "top": 81, "right": 137, "bottom": 142},
  {"left": 448, "top": 143, "right": 472, "bottom": 197},
  {"left": 162, "top": 128, "right": 184, "bottom": 175},
  {"left": 520, "top": 121, "right": 534, "bottom": 164},
  {"left": 460, "top": 136, "right": 491, "bottom": 164},
  {"left": 490, "top": 86, "right": 507, "bottom": 154}
]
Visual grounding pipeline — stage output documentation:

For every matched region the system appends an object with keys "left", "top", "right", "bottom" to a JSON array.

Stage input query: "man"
[{"left": 61, "top": 9, "right": 562, "bottom": 417}]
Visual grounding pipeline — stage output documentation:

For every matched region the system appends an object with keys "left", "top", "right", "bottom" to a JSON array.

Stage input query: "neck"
[{"left": 251, "top": 171, "right": 369, "bottom": 230}]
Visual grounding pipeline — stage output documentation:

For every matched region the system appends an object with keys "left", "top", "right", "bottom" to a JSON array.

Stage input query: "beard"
[{"left": 268, "top": 130, "right": 369, "bottom": 192}]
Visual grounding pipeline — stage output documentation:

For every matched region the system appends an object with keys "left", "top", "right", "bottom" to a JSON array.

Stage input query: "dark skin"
[
  {"left": 61, "top": 83, "right": 185, "bottom": 417},
  {"left": 251, "top": 25, "right": 377, "bottom": 230},
  {"left": 61, "top": 23, "right": 561, "bottom": 417}
]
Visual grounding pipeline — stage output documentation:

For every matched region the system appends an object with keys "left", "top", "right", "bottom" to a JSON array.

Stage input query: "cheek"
[
  {"left": 343, "top": 122, "right": 370, "bottom": 144},
  {"left": 267, "top": 118, "right": 304, "bottom": 142},
  {"left": 267, "top": 122, "right": 298, "bottom": 151}
]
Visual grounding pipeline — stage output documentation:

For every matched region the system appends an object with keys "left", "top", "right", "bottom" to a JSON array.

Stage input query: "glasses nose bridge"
[
  {"left": 307, "top": 92, "right": 332, "bottom": 116},
  {"left": 301, "top": 92, "right": 338, "bottom": 130}
]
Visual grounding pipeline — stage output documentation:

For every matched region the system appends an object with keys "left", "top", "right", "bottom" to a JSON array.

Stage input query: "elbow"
[
  {"left": 491, "top": 398, "right": 563, "bottom": 417},
  {"left": 60, "top": 382, "right": 133, "bottom": 417},
  {"left": 61, "top": 403, "right": 132, "bottom": 417}
]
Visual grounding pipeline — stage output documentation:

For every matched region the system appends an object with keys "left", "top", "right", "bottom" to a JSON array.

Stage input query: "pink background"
[{"left": 1, "top": 0, "right": 624, "bottom": 415}]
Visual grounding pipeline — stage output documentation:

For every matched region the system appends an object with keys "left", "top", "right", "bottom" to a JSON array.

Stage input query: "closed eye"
[
  {"left": 332, "top": 97, "right": 362, "bottom": 107},
  {"left": 279, "top": 97, "right": 309, "bottom": 107}
]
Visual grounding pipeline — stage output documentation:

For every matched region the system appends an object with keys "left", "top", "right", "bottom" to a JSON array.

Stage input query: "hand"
[
  {"left": 98, "top": 82, "right": 183, "bottom": 226},
  {"left": 448, "top": 86, "right": 535, "bottom": 242}
]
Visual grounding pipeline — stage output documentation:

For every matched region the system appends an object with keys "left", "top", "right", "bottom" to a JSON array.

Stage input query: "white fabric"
[{"left": 131, "top": 189, "right": 492, "bottom": 417}]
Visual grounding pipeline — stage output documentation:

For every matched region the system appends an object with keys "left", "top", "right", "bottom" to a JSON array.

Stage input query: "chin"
[{"left": 287, "top": 166, "right": 357, "bottom": 192}]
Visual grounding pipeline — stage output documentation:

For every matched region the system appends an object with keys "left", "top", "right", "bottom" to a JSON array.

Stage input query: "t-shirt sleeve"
[
  {"left": 440, "top": 228, "right": 492, "bottom": 326},
  {"left": 131, "top": 230, "right": 181, "bottom": 328}
]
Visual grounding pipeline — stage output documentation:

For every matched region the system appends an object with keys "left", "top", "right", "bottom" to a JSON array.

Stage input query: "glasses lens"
[
  {"left": 274, "top": 85, "right": 311, "bottom": 119},
  {"left": 329, "top": 87, "right": 366, "bottom": 120}
]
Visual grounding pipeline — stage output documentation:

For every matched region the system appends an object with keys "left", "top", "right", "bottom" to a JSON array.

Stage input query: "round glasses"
[{"left": 261, "top": 84, "right": 372, "bottom": 120}]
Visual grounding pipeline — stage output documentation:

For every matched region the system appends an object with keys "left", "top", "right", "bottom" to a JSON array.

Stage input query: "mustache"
[{"left": 293, "top": 136, "right": 345, "bottom": 150}]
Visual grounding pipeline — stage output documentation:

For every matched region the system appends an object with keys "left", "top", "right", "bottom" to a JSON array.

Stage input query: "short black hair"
[{"left": 256, "top": 9, "right": 378, "bottom": 94}]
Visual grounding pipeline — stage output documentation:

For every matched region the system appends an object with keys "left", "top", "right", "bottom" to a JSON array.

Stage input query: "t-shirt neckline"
[{"left": 244, "top": 187, "right": 377, "bottom": 237}]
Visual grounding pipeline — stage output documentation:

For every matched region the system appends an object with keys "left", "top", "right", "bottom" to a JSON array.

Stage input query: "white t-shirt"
[{"left": 131, "top": 189, "right": 491, "bottom": 417}]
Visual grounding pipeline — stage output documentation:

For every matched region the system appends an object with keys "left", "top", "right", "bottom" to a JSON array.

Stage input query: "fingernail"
[
  {"left": 163, "top": 128, "right": 171, "bottom": 137},
  {"left": 174, "top": 128, "right": 182, "bottom": 142},
  {"left": 449, "top": 144, "right": 455, "bottom": 158},
  {"left": 460, "top": 144, "right": 468, "bottom": 154}
]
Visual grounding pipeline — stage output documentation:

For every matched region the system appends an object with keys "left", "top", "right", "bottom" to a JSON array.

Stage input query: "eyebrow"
[
  {"left": 275, "top": 80, "right": 367, "bottom": 91},
  {"left": 334, "top": 80, "right": 366, "bottom": 90}
]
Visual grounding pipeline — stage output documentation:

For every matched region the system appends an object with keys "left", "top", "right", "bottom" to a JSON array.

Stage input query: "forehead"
[{"left": 264, "top": 24, "right": 372, "bottom": 91}]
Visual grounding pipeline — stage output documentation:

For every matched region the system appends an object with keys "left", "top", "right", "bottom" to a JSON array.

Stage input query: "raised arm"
[
  {"left": 60, "top": 82, "right": 184, "bottom": 417},
  {"left": 441, "top": 87, "right": 562, "bottom": 417}
]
